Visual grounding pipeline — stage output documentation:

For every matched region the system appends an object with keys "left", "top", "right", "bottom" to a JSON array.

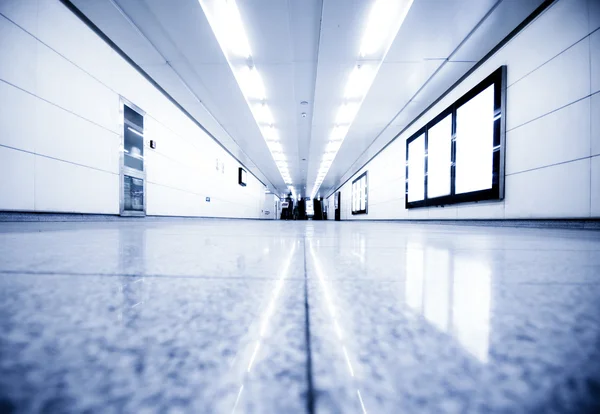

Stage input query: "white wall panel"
[
  {"left": 34, "top": 156, "right": 119, "bottom": 214},
  {"left": 35, "top": 98, "right": 120, "bottom": 173},
  {"left": 0, "top": 0, "right": 38, "bottom": 34},
  {"left": 504, "top": 159, "right": 591, "bottom": 218},
  {"left": 500, "top": 0, "right": 589, "bottom": 86},
  {"left": 592, "top": 92, "right": 600, "bottom": 156},
  {"left": 0, "top": 15, "right": 37, "bottom": 93},
  {"left": 0, "top": 146, "right": 34, "bottom": 211},
  {"left": 456, "top": 202, "right": 505, "bottom": 219},
  {"left": 146, "top": 183, "right": 203, "bottom": 217},
  {"left": 505, "top": 97, "right": 591, "bottom": 174},
  {"left": 506, "top": 37, "right": 590, "bottom": 130},
  {"left": 36, "top": 45, "right": 119, "bottom": 134},
  {"left": 591, "top": 156, "right": 600, "bottom": 216},
  {"left": 0, "top": 82, "right": 36, "bottom": 152},
  {"left": 590, "top": 0, "right": 600, "bottom": 32},
  {"left": 591, "top": 28, "right": 600, "bottom": 94},
  {"left": 36, "top": 0, "right": 118, "bottom": 85},
  {"left": 427, "top": 206, "right": 459, "bottom": 220}
]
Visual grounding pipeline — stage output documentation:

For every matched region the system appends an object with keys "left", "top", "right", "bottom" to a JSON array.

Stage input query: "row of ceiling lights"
[
  {"left": 201, "top": 0, "right": 414, "bottom": 200},
  {"left": 309, "top": 0, "right": 415, "bottom": 200},
  {"left": 199, "top": 0, "right": 293, "bottom": 191}
]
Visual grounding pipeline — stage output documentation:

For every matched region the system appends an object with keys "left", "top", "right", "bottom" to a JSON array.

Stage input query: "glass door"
[{"left": 120, "top": 99, "right": 146, "bottom": 216}]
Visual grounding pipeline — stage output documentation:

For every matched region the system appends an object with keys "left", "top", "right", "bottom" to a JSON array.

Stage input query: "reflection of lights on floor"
[
  {"left": 309, "top": 240, "right": 367, "bottom": 411},
  {"left": 342, "top": 345, "right": 354, "bottom": 377},
  {"left": 246, "top": 341, "right": 261, "bottom": 373},
  {"left": 405, "top": 244, "right": 492, "bottom": 363},
  {"left": 230, "top": 243, "right": 297, "bottom": 412},
  {"left": 357, "top": 389, "right": 368, "bottom": 414},
  {"left": 231, "top": 385, "right": 244, "bottom": 414}
]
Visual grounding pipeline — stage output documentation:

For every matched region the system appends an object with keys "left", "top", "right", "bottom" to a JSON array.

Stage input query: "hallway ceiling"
[{"left": 70, "top": 0, "right": 545, "bottom": 197}]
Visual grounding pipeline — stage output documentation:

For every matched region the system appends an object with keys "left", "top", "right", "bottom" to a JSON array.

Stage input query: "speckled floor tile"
[
  {"left": 1, "top": 219, "right": 600, "bottom": 413},
  {"left": 304, "top": 223, "right": 600, "bottom": 414}
]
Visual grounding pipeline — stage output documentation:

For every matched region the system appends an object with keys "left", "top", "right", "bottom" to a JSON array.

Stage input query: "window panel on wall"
[
  {"left": 361, "top": 176, "right": 367, "bottom": 210},
  {"left": 352, "top": 172, "right": 368, "bottom": 214},
  {"left": 407, "top": 134, "right": 425, "bottom": 202},
  {"left": 455, "top": 85, "right": 495, "bottom": 194},
  {"left": 404, "top": 66, "right": 505, "bottom": 209},
  {"left": 427, "top": 115, "right": 452, "bottom": 198}
]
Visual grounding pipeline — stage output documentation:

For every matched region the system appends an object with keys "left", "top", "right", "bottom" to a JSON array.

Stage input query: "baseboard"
[
  {"left": 0, "top": 212, "right": 267, "bottom": 222},
  {"left": 338, "top": 218, "right": 600, "bottom": 230}
]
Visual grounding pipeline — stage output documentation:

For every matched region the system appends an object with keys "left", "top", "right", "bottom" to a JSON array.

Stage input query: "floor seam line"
[{"left": 303, "top": 238, "right": 316, "bottom": 414}]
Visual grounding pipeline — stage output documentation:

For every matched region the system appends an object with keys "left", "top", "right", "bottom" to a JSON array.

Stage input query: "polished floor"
[{"left": 0, "top": 219, "right": 599, "bottom": 413}]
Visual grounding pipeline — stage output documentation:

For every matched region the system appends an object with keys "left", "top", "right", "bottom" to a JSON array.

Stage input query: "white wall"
[
  {"left": 260, "top": 193, "right": 279, "bottom": 219},
  {"left": 329, "top": 0, "right": 600, "bottom": 220},
  {"left": 0, "top": 0, "right": 264, "bottom": 218}
]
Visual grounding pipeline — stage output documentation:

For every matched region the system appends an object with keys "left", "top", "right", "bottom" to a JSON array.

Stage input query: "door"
[
  {"left": 335, "top": 192, "right": 341, "bottom": 221},
  {"left": 120, "top": 100, "right": 146, "bottom": 216}
]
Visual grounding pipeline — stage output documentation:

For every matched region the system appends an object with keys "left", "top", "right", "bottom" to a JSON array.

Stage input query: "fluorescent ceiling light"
[
  {"left": 323, "top": 152, "right": 336, "bottom": 161},
  {"left": 360, "top": 0, "right": 414, "bottom": 57},
  {"left": 325, "top": 141, "right": 343, "bottom": 153},
  {"left": 262, "top": 125, "right": 278, "bottom": 141},
  {"left": 210, "top": 0, "right": 252, "bottom": 59},
  {"left": 335, "top": 103, "right": 360, "bottom": 125},
  {"left": 330, "top": 126, "right": 349, "bottom": 142},
  {"left": 272, "top": 153, "right": 286, "bottom": 162},
  {"left": 267, "top": 141, "right": 283, "bottom": 153},
  {"left": 254, "top": 103, "right": 274, "bottom": 125},
  {"left": 238, "top": 66, "right": 266, "bottom": 100},
  {"left": 344, "top": 65, "right": 375, "bottom": 100}
]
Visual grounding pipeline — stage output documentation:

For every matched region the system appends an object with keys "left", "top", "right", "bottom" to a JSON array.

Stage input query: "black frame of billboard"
[
  {"left": 351, "top": 171, "right": 368, "bottom": 215},
  {"left": 405, "top": 66, "right": 506, "bottom": 209},
  {"left": 238, "top": 167, "right": 247, "bottom": 187}
]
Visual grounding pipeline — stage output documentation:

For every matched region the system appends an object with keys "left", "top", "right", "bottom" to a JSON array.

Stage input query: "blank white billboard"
[
  {"left": 407, "top": 134, "right": 425, "bottom": 202},
  {"left": 427, "top": 115, "right": 452, "bottom": 198},
  {"left": 455, "top": 85, "right": 495, "bottom": 194}
]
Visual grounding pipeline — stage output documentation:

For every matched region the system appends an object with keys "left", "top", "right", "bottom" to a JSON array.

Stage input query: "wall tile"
[
  {"left": 0, "top": 0, "right": 39, "bottom": 35},
  {"left": 0, "top": 81, "right": 36, "bottom": 152},
  {"left": 34, "top": 156, "right": 119, "bottom": 214},
  {"left": 36, "top": 45, "right": 119, "bottom": 134},
  {"left": 592, "top": 92, "right": 600, "bottom": 156},
  {"left": 591, "top": 29, "right": 600, "bottom": 94},
  {"left": 456, "top": 202, "right": 505, "bottom": 219},
  {"left": 591, "top": 156, "right": 600, "bottom": 217},
  {"left": 505, "top": 97, "right": 591, "bottom": 174},
  {"left": 502, "top": 0, "right": 589, "bottom": 86},
  {"left": 505, "top": 159, "right": 591, "bottom": 218},
  {"left": 507, "top": 37, "right": 590, "bottom": 130},
  {"left": 34, "top": 98, "right": 120, "bottom": 173},
  {"left": 427, "top": 206, "right": 458, "bottom": 220},
  {"left": 0, "top": 146, "right": 34, "bottom": 211},
  {"left": 0, "top": 16, "right": 37, "bottom": 93},
  {"left": 590, "top": 0, "right": 600, "bottom": 32}
]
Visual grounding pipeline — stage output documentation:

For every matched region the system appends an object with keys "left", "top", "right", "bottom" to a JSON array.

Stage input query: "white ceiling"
[{"left": 70, "top": 0, "right": 544, "bottom": 197}]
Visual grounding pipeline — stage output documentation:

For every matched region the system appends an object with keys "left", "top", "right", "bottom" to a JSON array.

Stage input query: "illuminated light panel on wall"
[
  {"left": 199, "top": 0, "right": 290, "bottom": 188},
  {"left": 309, "top": 0, "right": 414, "bottom": 200}
]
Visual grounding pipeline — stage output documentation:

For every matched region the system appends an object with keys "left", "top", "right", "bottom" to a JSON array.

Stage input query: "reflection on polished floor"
[{"left": 1, "top": 219, "right": 599, "bottom": 413}]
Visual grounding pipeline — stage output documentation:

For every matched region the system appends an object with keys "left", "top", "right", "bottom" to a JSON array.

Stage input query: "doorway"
[
  {"left": 120, "top": 100, "right": 146, "bottom": 217},
  {"left": 335, "top": 192, "right": 341, "bottom": 221}
]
